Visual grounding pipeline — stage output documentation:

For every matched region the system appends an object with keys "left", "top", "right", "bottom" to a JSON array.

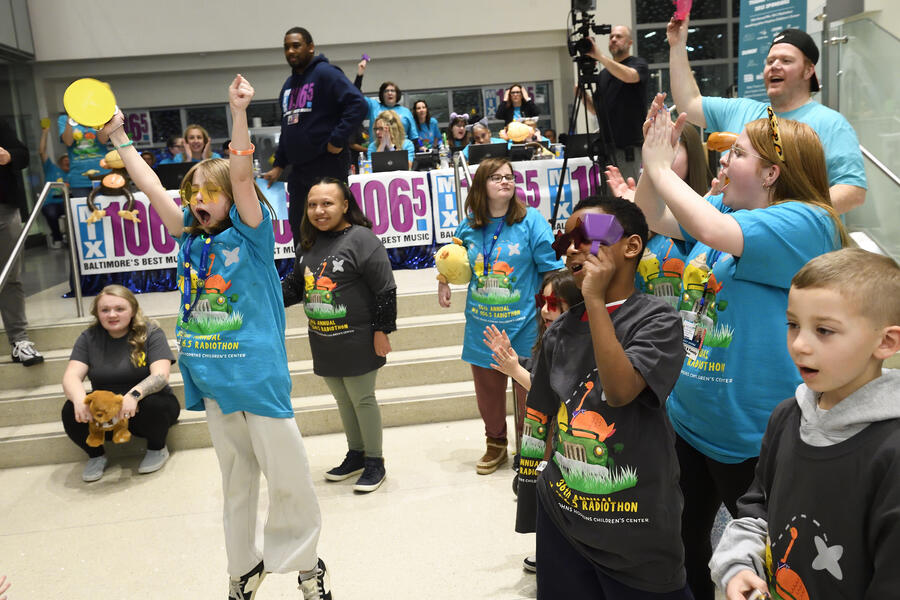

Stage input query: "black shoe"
[
  {"left": 353, "top": 457, "right": 386, "bottom": 493},
  {"left": 324, "top": 449, "right": 365, "bottom": 481},
  {"left": 298, "top": 557, "right": 332, "bottom": 600},
  {"left": 229, "top": 560, "right": 266, "bottom": 600},
  {"left": 523, "top": 555, "right": 537, "bottom": 573}
]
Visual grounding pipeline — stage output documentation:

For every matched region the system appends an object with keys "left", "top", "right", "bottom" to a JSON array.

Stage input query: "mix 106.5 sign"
[{"left": 348, "top": 171, "right": 433, "bottom": 248}]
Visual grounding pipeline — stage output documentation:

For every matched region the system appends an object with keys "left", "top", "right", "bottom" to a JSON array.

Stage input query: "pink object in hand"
[{"left": 673, "top": 0, "right": 692, "bottom": 21}]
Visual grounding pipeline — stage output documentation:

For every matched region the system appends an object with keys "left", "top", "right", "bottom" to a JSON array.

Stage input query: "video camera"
[{"left": 567, "top": 0, "right": 612, "bottom": 58}]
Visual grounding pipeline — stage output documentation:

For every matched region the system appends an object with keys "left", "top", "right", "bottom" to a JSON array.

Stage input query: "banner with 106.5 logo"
[{"left": 70, "top": 158, "right": 601, "bottom": 275}]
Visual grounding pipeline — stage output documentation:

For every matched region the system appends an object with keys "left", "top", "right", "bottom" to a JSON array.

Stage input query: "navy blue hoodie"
[{"left": 274, "top": 54, "right": 367, "bottom": 168}]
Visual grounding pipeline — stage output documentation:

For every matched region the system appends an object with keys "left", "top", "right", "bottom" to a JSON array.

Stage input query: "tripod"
[{"left": 549, "top": 54, "right": 619, "bottom": 229}]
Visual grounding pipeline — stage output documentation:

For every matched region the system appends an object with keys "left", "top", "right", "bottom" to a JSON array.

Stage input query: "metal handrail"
[
  {"left": 451, "top": 151, "right": 473, "bottom": 221},
  {"left": 0, "top": 182, "right": 84, "bottom": 317},
  {"left": 859, "top": 144, "right": 900, "bottom": 188}
]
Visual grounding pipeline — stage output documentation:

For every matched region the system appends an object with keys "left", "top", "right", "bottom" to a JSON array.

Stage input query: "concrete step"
[
  {"left": 0, "top": 287, "right": 466, "bottom": 356},
  {"left": 0, "top": 380, "right": 515, "bottom": 469},
  {"left": 0, "top": 345, "right": 469, "bottom": 427},
  {"left": 0, "top": 313, "right": 466, "bottom": 390}
]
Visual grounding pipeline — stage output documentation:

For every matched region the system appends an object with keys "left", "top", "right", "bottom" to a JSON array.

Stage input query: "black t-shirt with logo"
[
  {"left": 288, "top": 225, "right": 396, "bottom": 378},
  {"left": 523, "top": 294, "right": 687, "bottom": 592}
]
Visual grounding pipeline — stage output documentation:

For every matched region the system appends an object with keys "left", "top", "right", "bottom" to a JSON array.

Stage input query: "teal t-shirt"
[
  {"left": 364, "top": 98, "right": 419, "bottom": 145},
  {"left": 666, "top": 195, "right": 840, "bottom": 462},
  {"left": 455, "top": 207, "right": 563, "bottom": 368},
  {"left": 175, "top": 203, "right": 293, "bottom": 418},
  {"left": 42, "top": 157, "right": 67, "bottom": 204},
  {"left": 702, "top": 97, "right": 867, "bottom": 190},
  {"left": 635, "top": 235, "right": 687, "bottom": 310},
  {"left": 57, "top": 115, "right": 108, "bottom": 189}
]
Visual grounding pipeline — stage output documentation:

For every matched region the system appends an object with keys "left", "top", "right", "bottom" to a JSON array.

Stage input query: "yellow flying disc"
[{"left": 63, "top": 78, "right": 117, "bottom": 129}]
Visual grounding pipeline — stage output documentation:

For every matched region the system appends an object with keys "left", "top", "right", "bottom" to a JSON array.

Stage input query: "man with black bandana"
[{"left": 262, "top": 26, "right": 367, "bottom": 248}]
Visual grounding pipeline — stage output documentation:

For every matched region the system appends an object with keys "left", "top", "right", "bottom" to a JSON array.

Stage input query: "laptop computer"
[
  {"left": 412, "top": 150, "right": 438, "bottom": 171},
  {"left": 371, "top": 150, "right": 410, "bottom": 173},
  {"left": 466, "top": 142, "right": 508, "bottom": 165},
  {"left": 156, "top": 162, "right": 195, "bottom": 190}
]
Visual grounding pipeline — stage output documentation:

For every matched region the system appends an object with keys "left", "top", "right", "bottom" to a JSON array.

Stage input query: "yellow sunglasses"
[{"left": 179, "top": 182, "right": 224, "bottom": 207}]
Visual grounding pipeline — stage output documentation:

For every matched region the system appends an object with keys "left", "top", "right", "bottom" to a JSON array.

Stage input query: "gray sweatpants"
[{"left": 0, "top": 203, "right": 28, "bottom": 344}]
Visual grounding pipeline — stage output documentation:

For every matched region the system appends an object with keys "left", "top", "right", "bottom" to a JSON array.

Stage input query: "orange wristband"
[{"left": 228, "top": 142, "right": 255, "bottom": 156}]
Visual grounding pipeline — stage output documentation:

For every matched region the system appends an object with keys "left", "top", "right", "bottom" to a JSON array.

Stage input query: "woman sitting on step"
[{"left": 61, "top": 285, "right": 180, "bottom": 482}]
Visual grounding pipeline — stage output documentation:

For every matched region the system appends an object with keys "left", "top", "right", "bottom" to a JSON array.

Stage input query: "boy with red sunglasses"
[{"left": 522, "top": 195, "right": 691, "bottom": 598}]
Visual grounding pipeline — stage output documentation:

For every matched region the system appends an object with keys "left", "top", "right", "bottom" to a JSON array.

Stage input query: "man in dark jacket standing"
[
  {"left": 262, "top": 26, "right": 368, "bottom": 247},
  {"left": 0, "top": 118, "right": 43, "bottom": 366}
]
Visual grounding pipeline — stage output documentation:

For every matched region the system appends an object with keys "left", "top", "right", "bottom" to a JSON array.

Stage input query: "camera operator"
[{"left": 579, "top": 25, "right": 649, "bottom": 181}]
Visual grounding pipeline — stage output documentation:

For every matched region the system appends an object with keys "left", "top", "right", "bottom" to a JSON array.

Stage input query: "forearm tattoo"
[{"left": 133, "top": 373, "right": 167, "bottom": 398}]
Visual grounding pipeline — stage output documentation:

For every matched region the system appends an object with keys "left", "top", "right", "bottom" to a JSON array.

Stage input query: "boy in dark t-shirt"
[
  {"left": 523, "top": 196, "right": 691, "bottom": 598},
  {"left": 710, "top": 248, "right": 900, "bottom": 599}
]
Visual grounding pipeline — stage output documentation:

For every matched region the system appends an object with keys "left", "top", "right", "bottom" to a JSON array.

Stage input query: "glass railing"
[{"left": 833, "top": 18, "right": 900, "bottom": 258}]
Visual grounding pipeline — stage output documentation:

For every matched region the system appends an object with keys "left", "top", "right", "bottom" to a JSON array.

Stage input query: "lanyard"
[
  {"left": 697, "top": 249, "right": 722, "bottom": 311},
  {"left": 481, "top": 218, "right": 505, "bottom": 273},
  {"left": 180, "top": 234, "right": 214, "bottom": 324}
]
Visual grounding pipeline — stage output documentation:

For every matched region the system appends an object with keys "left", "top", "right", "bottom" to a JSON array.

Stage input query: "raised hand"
[
  {"left": 99, "top": 109, "right": 126, "bottom": 139},
  {"left": 642, "top": 100, "right": 687, "bottom": 173},
  {"left": 229, "top": 74, "right": 255, "bottom": 111},
  {"left": 605, "top": 165, "right": 636, "bottom": 201},
  {"left": 357, "top": 59, "right": 368, "bottom": 76},
  {"left": 666, "top": 15, "right": 690, "bottom": 48}
]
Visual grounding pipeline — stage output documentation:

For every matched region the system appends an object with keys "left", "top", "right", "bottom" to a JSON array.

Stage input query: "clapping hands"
[{"left": 641, "top": 93, "right": 688, "bottom": 175}]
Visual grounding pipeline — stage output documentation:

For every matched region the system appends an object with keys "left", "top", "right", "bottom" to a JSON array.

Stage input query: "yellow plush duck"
[{"left": 435, "top": 237, "right": 471, "bottom": 285}]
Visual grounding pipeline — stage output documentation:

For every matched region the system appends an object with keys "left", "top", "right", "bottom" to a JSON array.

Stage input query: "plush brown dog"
[{"left": 85, "top": 390, "right": 131, "bottom": 447}]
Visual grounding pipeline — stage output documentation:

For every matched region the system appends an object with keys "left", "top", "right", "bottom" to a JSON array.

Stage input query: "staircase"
[{"left": 0, "top": 272, "right": 498, "bottom": 469}]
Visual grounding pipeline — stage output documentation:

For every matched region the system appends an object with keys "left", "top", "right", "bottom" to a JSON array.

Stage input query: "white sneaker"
[
  {"left": 11, "top": 340, "right": 44, "bottom": 366},
  {"left": 298, "top": 558, "right": 331, "bottom": 600}
]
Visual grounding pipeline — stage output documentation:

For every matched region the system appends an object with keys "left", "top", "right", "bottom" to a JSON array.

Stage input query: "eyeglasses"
[
  {"left": 726, "top": 144, "right": 768, "bottom": 163},
  {"left": 179, "top": 182, "right": 224, "bottom": 206},
  {"left": 510, "top": 90, "right": 522, "bottom": 95},
  {"left": 535, "top": 292, "right": 560, "bottom": 312},
  {"left": 488, "top": 174, "right": 515, "bottom": 183}
]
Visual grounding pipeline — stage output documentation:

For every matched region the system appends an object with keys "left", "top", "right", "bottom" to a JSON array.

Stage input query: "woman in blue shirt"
[
  {"left": 635, "top": 93, "right": 847, "bottom": 600},
  {"left": 367, "top": 110, "right": 414, "bottom": 168},
  {"left": 438, "top": 157, "right": 562, "bottom": 475},
  {"left": 412, "top": 100, "right": 441, "bottom": 150},
  {"left": 159, "top": 124, "right": 221, "bottom": 163}
]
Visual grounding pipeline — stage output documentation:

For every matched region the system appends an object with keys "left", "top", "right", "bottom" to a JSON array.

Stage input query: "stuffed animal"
[
  {"left": 85, "top": 150, "right": 140, "bottom": 225},
  {"left": 435, "top": 237, "right": 472, "bottom": 285},
  {"left": 85, "top": 390, "right": 131, "bottom": 447}
]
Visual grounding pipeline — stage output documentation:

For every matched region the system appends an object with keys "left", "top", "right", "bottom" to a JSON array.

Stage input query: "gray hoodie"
[{"left": 708, "top": 369, "right": 900, "bottom": 591}]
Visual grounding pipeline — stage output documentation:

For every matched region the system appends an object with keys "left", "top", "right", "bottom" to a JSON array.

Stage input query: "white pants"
[{"left": 204, "top": 398, "right": 321, "bottom": 577}]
